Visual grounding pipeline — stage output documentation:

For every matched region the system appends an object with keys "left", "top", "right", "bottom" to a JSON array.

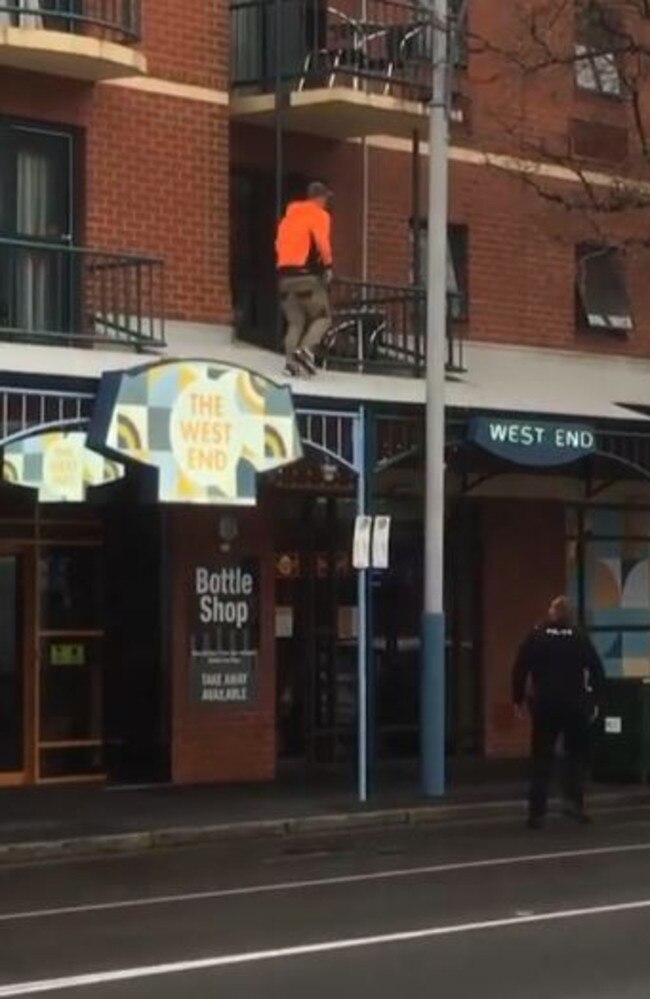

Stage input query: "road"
[{"left": 3, "top": 806, "right": 650, "bottom": 996}]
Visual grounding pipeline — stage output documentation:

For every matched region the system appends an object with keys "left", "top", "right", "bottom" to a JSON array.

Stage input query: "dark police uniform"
[{"left": 512, "top": 622, "right": 605, "bottom": 823}]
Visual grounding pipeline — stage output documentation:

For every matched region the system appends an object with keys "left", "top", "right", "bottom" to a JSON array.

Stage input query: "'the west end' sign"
[{"left": 469, "top": 417, "right": 596, "bottom": 467}]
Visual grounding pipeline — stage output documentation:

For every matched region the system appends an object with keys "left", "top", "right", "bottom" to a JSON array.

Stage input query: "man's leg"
[
  {"left": 279, "top": 278, "right": 307, "bottom": 359},
  {"left": 562, "top": 711, "right": 590, "bottom": 821},
  {"left": 529, "top": 712, "right": 558, "bottom": 826},
  {"left": 300, "top": 279, "right": 332, "bottom": 357}
]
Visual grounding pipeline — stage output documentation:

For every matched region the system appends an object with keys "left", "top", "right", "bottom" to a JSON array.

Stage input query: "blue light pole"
[{"left": 421, "top": 0, "right": 449, "bottom": 797}]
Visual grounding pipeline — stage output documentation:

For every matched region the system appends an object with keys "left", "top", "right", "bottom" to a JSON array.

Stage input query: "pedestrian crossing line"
[
  {"left": 2, "top": 895, "right": 650, "bottom": 995},
  {"left": 2, "top": 839, "right": 650, "bottom": 924}
]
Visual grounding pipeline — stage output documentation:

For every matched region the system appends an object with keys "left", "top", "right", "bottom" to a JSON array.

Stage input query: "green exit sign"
[{"left": 50, "top": 643, "right": 86, "bottom": 667}]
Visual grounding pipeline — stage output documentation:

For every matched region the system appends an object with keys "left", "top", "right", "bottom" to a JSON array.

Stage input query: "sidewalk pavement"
[{"left": 2, "top": 762, "right": 649, "bottom": 865}]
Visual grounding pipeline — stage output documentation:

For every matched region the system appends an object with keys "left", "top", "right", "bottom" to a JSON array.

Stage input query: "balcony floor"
[
  {"left": 0, "top": 26, "right": 146, "bottom": 81},
  {"left": 230, "top": 86, "right": 428, "bottom": 140}
]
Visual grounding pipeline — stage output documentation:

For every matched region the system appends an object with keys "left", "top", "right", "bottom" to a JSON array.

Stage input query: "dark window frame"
[
  {"left": 574, "top": 3, "right": 624, "bottom": 98},
  {"left": 410, "top": 220, "right": 469, "bottom": 322},
  {"left": 575, "top": 243, "right": 633, "bottom": 335}
]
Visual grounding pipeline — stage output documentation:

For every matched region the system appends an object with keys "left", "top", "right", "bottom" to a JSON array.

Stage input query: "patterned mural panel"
[{"left": 570, "top": 510, "right": 650, "bottom": 678}]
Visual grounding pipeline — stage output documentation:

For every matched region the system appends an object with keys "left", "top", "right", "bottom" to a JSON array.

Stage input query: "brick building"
[{"left": 2, "top": 0, "right": 650, "bottom": 790}]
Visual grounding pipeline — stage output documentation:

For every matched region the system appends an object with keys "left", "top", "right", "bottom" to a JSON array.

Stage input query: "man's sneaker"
[
  {"left": 563, "top": 807, "right": 592, "bottom": 826},
  {"left": 295, "top": 347, "right": 317, "bottom": 375},
  {"left": 283, "top": 357, "right": 301, "bottom": 378}
]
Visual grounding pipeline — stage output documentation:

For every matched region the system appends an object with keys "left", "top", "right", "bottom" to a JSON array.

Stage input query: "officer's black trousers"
[{"left": 529, "top": 708, "right": 590, "bottom": 821}]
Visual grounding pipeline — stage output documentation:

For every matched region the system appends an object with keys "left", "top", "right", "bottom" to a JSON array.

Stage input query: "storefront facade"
[{"left": 4, "top": 361, "right": 650, "bottom": 789}]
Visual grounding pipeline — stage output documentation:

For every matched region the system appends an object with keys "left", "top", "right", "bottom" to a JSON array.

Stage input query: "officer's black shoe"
[{"left": 526, "top": 816, "right": 544, "bottom": 830}]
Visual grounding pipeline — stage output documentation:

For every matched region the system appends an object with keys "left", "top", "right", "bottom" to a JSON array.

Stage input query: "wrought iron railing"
[
  {"left": 231, "top": 0, "right": 434, "bottom": 101},
  {"left": 234, "top": 277, "right": 463, "bottom": 376},
  {"left": 0, "top": 1, "right": 141, "bottom": 45},
  {"left": 326, "top": 279, "right": 426, "bottom": 374},
  {"left": 0, "top": 237, "right": 165, "bottom": 349}
]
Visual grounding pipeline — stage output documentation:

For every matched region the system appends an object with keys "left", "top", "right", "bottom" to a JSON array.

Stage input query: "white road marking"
[
  {"left": 2, "top": 840, "right": 650, "bottom": 924},
  {"left": 1, "top": 896, "right": 650, "bottom": 995}
]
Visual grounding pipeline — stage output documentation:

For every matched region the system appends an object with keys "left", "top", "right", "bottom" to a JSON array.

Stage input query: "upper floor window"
[
  {"left": 576, "top": 244, "right": 633, "bottom": 334},
  {"left": 575, "top": 3, "right": 623, "bottom": 96},
  {"left": 449, "top": 0, "right": 468, "bottom": 68},
  {"left": 411, "top": 221, "right": 469, "bottom": 321}
]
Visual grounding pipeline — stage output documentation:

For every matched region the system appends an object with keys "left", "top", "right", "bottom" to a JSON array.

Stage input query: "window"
[
  {"left": 449, "top": 0, "right": 468, "bottom": 68},
  {"left": 411, "top": 222, "right": 469, "bottom": 321},
  {"left": 575, "top": 43, "right": 622, "bottom": 94},
  {"left": 570, "top": 119, "right": 628, "bottom": 163},
  {"left": 575, "top": 4, "right": 623, "bottom": 96},
  {"left": 576, "top": 244, "right": 633, "bottom": 333}
]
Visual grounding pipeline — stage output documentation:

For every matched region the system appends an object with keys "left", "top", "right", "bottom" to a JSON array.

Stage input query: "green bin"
[{"left": 592, "top": 678, "right": 650, "bottom": 784}]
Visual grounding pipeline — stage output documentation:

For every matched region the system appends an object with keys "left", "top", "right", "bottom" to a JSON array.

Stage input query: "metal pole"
[
  {"left": 412, "top": 129, "right": 421, "bottom": 287},
  {"left": 421, "top": 0, "right": 449, "bottom": 797},
  {"left": 357, "top": 405, "right": 368, "bottom": 802},
  {"left": 274, "top": 0, "right": 285, "bottom": 349}
]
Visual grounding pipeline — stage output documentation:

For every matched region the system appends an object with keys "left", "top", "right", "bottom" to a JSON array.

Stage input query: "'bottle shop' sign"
[{"left": 469, "top": 417, "right": 596, "bottom": 467}]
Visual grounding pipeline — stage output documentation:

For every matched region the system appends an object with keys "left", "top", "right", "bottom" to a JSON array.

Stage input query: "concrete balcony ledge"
[
  {"left": 231, "top": 86, "right": 427, "bottom": 140},
  {"left": 0, "top": 1, "right": 145, "bottom": 80},
  {"left": 0, "top": 24, "right": 146, "bottom": 79}
]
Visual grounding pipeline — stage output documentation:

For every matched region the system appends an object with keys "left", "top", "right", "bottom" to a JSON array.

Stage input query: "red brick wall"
[
  {"left": 0, "top": 0, "right": 231, "bottom": 326},
  {"left": 167, "top": 505, "right": 277, "bottom": 785},
  {"left": 481, "top": 500, "right": 566, "bottom": 758},
  {"left": 141, "top": 0, "right": 227, "bottom": 91},
  {"left": 230, "top": 0, "right": 650, "bottom": 357},
  {"left": 86, "top": 90, "right": 230, "bottom": 324}
]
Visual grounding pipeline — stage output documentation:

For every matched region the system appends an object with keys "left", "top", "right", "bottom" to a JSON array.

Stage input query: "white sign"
[
  {"left": 372, "top": 516, "right": 392, "bottom": 570},
  {"left": 605, "top": 717, "right": 622, "bottom": 735},
  {"left": 353, "top": 516, "right": 373, "bottom": 570}
]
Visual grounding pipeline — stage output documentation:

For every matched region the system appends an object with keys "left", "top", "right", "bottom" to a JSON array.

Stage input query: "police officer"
[{"left": 512, "top": 596, "right": 605, "bottom": 829}]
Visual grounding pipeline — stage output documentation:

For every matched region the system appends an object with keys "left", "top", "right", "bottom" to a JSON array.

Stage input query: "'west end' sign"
[{"left": 469, "top": 417, "right": 597, "bottom": 467}]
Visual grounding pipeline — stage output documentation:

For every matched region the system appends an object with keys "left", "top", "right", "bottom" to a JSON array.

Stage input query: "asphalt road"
[{"left": 4, "top": 807, "right": 650, "bottom": 996}]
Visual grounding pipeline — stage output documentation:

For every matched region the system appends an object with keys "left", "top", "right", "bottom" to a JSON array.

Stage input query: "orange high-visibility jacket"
[{"left": 276, "top": 200, "right": 332, "bottom": 273}]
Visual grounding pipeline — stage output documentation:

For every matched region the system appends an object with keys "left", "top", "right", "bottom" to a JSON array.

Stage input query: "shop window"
[
  {"left": 411, "top": 222, "right": 469, "bottom": 321},
  {"left": 40, "top": 547, "right": 104, "bottom": 632},
  {"left": 38, "top": 546, "right": 105, "bottom": 781},
  {"left": 576, "top": 244, "right": 633, "bottom": 334},
  {"left": 575, "top": 4, "right": 623, "bottom": 96}
]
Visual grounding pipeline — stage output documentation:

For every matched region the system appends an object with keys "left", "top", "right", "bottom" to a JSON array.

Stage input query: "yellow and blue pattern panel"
[
  {"left": 87, "top": 360, "right": 303, "bottom": 504},
  {"left": 3, "top": 430, "right": 124, "bottom": 503}
]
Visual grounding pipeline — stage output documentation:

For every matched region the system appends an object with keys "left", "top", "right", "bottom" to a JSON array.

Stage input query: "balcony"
[
  {"left": 234, "top": 278, "right": 463, "bottom": 376},
  {"left": 0, "top": 1, "right": 146, "bottom": 81},
  {"left": 230, "top": 0, "right": 433, "bottom": 139},
  {"left": 0, "top": 237, "right": 165, "bottom": 350}
]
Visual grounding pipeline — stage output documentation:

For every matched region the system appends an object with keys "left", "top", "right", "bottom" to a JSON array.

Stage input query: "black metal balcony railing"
[
  {"left": 326, "top": 279, "right": 425, "bottom": 373},
  {"left": 234, "top": 278, "right": 463, "bottom": 376},
  {"left": 0, "top": 238, "right": 165, "bottom": 350},
  {"left": 0, "top": 0, "right": 141, "bottom": 45},
  {"left": 231, "top": 0, "right": 434, "bottom": 101}
]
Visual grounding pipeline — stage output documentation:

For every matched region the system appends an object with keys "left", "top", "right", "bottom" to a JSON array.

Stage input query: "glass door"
[
  {"left": 38, "top": 544, "right": 105, "bottom": 782},
  {"left": 0, "top": 120, "right": 74, "bottom": 337},
  {"left": 0, "top": 551, "right": 27, "bottom": 784}
]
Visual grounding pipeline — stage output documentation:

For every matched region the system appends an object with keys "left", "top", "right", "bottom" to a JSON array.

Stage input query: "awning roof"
[
  {"left": 447, "top": 341, "right": 650, "bottom": 422},
  {"left": 0, "top": 332, "right": 648, "bottom": 424}
]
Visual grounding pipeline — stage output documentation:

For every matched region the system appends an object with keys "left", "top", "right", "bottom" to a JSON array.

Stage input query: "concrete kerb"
[{"left": 1, "top": 790, "right": 650, "bottom": 866}]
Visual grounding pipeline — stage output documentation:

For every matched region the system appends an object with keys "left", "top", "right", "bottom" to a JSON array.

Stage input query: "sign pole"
[
  {"left": 357, "top": 404, "right": 368, "bottom": 803},
  {"left": 421, "top": 0, "right": 449, "bottom": 798}
]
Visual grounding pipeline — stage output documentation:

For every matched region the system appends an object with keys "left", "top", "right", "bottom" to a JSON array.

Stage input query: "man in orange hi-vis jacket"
[{"left": 276, "top": 181, "right": 333, "bottom": 377}]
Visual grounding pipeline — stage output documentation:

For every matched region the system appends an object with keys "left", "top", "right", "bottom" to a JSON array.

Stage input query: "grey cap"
[{"left": 307, "top": 181, "right": 333, "bottom": 199}]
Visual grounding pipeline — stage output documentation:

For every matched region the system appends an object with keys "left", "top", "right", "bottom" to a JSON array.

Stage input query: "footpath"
[{"left": 1, "top": 767, "right": 649, "bottom": 865}]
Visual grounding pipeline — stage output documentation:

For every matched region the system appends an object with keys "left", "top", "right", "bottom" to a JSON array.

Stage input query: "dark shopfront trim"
[{"left": 447, "top": 410, "right": 650, "bottom": 494}]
